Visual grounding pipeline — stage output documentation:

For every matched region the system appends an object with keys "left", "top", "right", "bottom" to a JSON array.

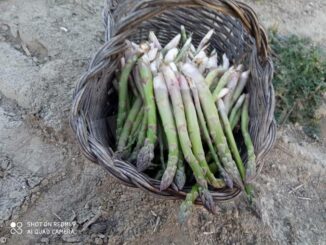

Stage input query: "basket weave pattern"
[{"left": 71, "top": 0, "right": 276, "bottom": 204}]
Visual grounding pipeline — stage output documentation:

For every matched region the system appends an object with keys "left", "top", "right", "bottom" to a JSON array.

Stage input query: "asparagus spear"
[
  {"left": 137, "top": 60, "right": 157, "bottom": 172},
  {"left": 217, "top": 99, "right": 246, "bottom": 177},
  {"left": 161, "top": 64, "right": 208, "bottom": 189},
  {"left": 230, "top": 70, "right": 250, "bottom": 108},
  {"left": 205, "top": 67, "right": 227, "bottom": 88},
  {"left": 216, "top": 88, "right": 230, "bottom": 100},
  {"left": 230, "top": 109, "right": 241, "bottom": 130},
  {"left": 181, "top": 63, "right": 243, "bottom": 188},
  {"left": 154, "top": 73, "right": 179, "bottom": 190},
  {"left": 121, "top": 107, "right": 145, "bottom": 157},
  {"left": 149, "top": 31, "right": 162, "bottom": 50},
  {"left": 197, "top": 29, "right": 214, "bottom": 52},
  {"left": 180, "top": 25, "right": 187, "bottom": 45},
  {"left": 130, "top": 113, "right": 147, "bottom": 161},
  {"left": 179, "top": 74, "right": 224, "bottom": 189},
  {"left": 241, "top": 95, "right": 256, "bottom": 181},
  {"left": 179, "top": 185, "right": 199, "bottom": 223},
  {"left": 162, "top": 34, "right": 181, "bottom": 55},
  {"left": 147, "top": 47, "right": 159, "bottom": 62},
  {"left": 158, "top": 123, "right": 166, "bottom": 170},
  {"left": 223, "top": 70, "right": 241, "bottom": 114},
  {"left": 175, "top": 37, "right": 192, "bottom": 63},
  {"left": 164, "top": 48, "right": 179, "bottom": 63},
  {"left": 229, "top": 94, "right": 246, "bottom": 129},
  {"left": 131, "top": 108, "right": 144, "bottom": 137},
  {"left": 133, "top": 65, "right": 144, "bottom": 100},
  {"left": 212, "top": 67, "right": 235, "bottom": 101},
  {"left": 174, "top": 151, "right": 186, "bottom": 190},
  {"left": 116, "top": 54, "right": 140, "bottom": 137},
  {"left": 222, "top": 54, "right": 230, "bottom": 70},
  {"left": 117, "top": 98, "right": 142, "bottom": 152},
  {"left": 179, "top": 185, "right": 216, "bottom": 224},
  {"left": 189, "top": 79, "right": 232, "bottom": 188}
]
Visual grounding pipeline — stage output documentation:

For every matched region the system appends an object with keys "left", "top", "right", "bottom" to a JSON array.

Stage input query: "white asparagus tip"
[
  {"left": 149, "top": 31, "right": 162, "bottom": 49},
  {"left": 222, "top": 53, "right": 230, "bottom": 70},
  {"left": 216, "top": 88, "right": 230, "bottom": 100},
  {"left": 241, "top": 70, "right": 251, "bottom": 79},
  {"left": 236, "top": 64, "right": 244, "bottom": 72},
  {"left": 164, "top": 34, "right": 181, "bottom": 51},
  {"left": 206, "top": 53, "right": 218, "bottom": 69},
  {"left": 164, "top": 48, "right": 179, "bottom": 63},
  {"left": 197, "top": 29, "right": 214, "bottom": 50},
  {"left": 147, "top": 47, "right": 158, "bottom": 62}
]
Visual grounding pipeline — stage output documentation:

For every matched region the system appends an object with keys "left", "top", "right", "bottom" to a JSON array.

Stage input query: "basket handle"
[{"left": 104, "top": 0, "right": 270, "bottom": 60}]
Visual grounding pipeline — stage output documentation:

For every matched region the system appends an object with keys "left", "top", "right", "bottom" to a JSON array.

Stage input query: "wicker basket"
[{"left": 71, "top": 0, "right": 276, "bottom": 206}]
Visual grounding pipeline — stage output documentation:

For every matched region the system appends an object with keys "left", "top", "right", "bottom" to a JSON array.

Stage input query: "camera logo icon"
[{"left": 10, "top": 222, "right": 23, "bottom": 235}]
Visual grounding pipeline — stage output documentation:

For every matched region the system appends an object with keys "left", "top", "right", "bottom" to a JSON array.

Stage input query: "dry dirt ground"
[{"left": 0, "top": 0, "right": 325, "bottom": 244}]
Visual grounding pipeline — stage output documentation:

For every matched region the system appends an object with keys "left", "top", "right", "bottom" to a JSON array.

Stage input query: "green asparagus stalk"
[
  {"left": 229, "top": 94, "right": 246, "bottom": 129},
  {"left": 181, "top": 63, "right": 243, "bottom": 188},
  {"left": 189, "top": 79, "right": 232, "bottom": 188},
  {"left": 133, "top": 66, "right": 145, "bottom": 100},
  {"left": 179, "top": 185, "right": 216, "bottom": 223},
  {"left": 179, "top": 157, "right": 231, "bottom": 223},
  {"left": 158, "top": 123, "right": 166, "bottom": 169},
  {"left": 137, "top": 60, "right": 157, "bottom": 172},
  {"left": 131, "top": 108, "right": 144, "bottom": 136},
  {"left": 130, "top": 113, "right": 147, "bottom": 161},
  {"left": 129, "top": 75, "right": 139, "bottom": 97},
  {"left": 161, "top": 64, "right": 208, "bottom": 189},
  {"left": 175, "top": 37, "right": 192, "bottom": 63},
  {"left": 117, "top": 98, "right": 142, "bottom": 152},
  {"left": 120, "top": 107, "right": 145, "bottom": 157},
  {"left": 180, "top": 26, "right": 196, "bottom": 58},
  {"left": 174, "top": 150, "right": 186, "bottom": 190},
  {"left": 180, "top": 25, "right": 187, "bottom": 45},
  {"left": 154, "top": 73, "right": 179, "bottom": 190},
  {"left": 241, "top": 95, "right": 256, "bottom": 181},
  {"left": 179, "top": 185, "right": 199, "bottom": 223},
  {"left": 217, "top": 99, "right": 246, "bottom": 186},
  {"left": 116, "top": 54, "right": 140, "bottom": 137},
  {"left": 205, "top": 67, "right": 227, "bottom": 88},
  {"left": 179, "top": 74, "right": 224, "bottom": 189},
  {"left": 231, "top": 109, "right": 241, "bottom": 130}
]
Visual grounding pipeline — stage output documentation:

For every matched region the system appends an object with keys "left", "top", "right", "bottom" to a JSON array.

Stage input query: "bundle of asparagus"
[{"left": 115, "top": 26, "right": 256, "bottom": 221}]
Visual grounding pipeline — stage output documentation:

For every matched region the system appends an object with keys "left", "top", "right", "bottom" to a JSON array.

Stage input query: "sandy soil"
[{"left": 0, "top": 0, "right": 325, "bottom": 244}]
